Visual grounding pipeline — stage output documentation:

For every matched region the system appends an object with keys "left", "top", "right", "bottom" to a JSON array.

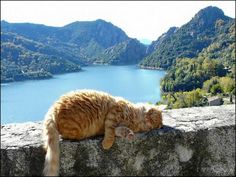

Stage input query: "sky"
[{"left": 1, "top": 1, "right": 235, "bottom": 43}]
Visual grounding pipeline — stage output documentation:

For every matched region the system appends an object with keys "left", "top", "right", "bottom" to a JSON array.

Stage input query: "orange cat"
[{"left": 42, "top": 89, "right": 163, "bottom": 176}]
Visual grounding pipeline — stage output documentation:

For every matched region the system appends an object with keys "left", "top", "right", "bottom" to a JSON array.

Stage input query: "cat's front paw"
[
  {"left": 102, "top": 140, "right": 113, "bottom": 150},
  {"left": 126, "top": 132, "right": 135, "bottom": 140}
]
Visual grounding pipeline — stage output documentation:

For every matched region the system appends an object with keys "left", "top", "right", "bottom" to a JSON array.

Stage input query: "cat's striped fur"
[{"left": 42, "top": 90, "right": 163, "bottom": 176}]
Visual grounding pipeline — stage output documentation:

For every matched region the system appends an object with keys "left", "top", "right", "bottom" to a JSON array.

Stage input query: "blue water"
[{"left": 1, "top": 65, "right": 165, "bottom": 124}]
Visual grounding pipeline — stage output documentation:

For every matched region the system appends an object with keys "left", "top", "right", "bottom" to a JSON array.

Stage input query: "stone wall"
[{"left": 1, "top": 105, "right": 235, "bottom": 176}]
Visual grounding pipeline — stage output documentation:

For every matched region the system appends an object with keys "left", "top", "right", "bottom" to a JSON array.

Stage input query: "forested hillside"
[
  {"left": 159, "top": 17, "right": 235, "bottom": 109},
  {"left": 94, "top": 39, "right": 147, "bottom": 65},
  {"left": 1, "top": 32, "right": 82, "bottom": 82},
  {"left": 139, "top": 6, "right": 234, "bottom": 69},
  {"left": 1, "top": 19, "right": 146, "bottom": 82}
]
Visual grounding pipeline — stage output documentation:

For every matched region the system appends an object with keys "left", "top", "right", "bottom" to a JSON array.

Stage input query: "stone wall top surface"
[{"left": 1, "top": 104, "right": 235, "bottom": 150}]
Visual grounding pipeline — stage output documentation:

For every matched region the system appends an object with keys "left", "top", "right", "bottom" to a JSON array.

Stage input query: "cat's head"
[{"left": 144, "top": 107, "right": 163, "bottom": 130}]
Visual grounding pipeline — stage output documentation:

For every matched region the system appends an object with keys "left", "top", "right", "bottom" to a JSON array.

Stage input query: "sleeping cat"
[{"left": 42, "top": 89, "right": 163, "bottom": 176}]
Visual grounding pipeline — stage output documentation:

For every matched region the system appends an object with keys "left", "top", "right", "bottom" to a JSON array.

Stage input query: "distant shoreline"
[
  {"left": 1, "top": 64, "right": 166, "bottom": 84},
  {"left": 139, "top": 65, "right": 166, "bottom": 71}
]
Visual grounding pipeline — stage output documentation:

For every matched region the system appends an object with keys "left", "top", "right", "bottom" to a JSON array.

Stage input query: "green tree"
[
  {"left": 203, "top": 76, "right": 219, "bottom": 93},
  {"left": 219, "top": 77, "right": 235, "bottom": 93},
  {"left": 210, "top": 83, "right": 222, "bottom": 94}
]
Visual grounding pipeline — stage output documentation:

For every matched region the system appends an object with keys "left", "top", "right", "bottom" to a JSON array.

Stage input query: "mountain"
[
  {"left": 58, "top": 19, "right": 129, "bottom": 48},
  {"left": 1, "top": 19, "right": 146, "bottom": 83},
  {"left": 197, "top": 19, "right": 235, "bottom": 68},
  {"left": 146, "top": 27, "right": 178, "bottom": 54},
  {"left": 1, "top": 20, "right": 57, "bottom": 42},
  {"left": 51, "top": 19, "right": 131, "bottom": 61},
  {"left": 1, "top": 32, "right": 81, "bottom": 82},
  {"left": 139, "top": 6, "right": 234, "bottom": 69},
  {"left": 93, "top": 39, "right": 147, "bottom": 65},
  {"left": 160, "top": 15, "right": 235, "bottom": 93},
  {"left": 1, "top": 19, "right": 131, "bottom": 63}
]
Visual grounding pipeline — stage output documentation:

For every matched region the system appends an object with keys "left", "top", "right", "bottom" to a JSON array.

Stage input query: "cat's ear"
[
  {"left": 145, "top": 108, "right": 155, "bottom": 120},
  {"left": 147, "top": 108, "right": 155, "bottom": 114}
]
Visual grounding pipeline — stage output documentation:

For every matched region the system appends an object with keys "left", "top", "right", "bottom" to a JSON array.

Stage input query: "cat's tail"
[{"left": 42, "top": 108, "right": 60, "bottom": 176}]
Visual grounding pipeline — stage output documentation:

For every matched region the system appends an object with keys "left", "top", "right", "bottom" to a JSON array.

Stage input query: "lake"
[{"left": 1, "top": 65, "right": 166, "bottom": 124}]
